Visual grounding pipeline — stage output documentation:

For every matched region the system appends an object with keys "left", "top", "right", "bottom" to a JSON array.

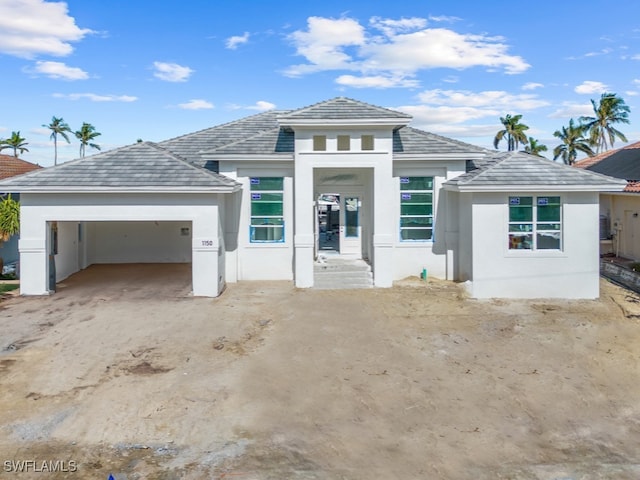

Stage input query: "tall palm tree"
[
  {"left": 43, "top": 116, "right": 72, "bottom": 166},
  {"left": 0, "top": 131, "right": 29, "bottom": 157},
  {"left": 553, "top": 119, "right": 594, "bottom": 165},
  {"left": 524, "top": 137, "right": 548, "bottom": 157},
  {"left": 579, "top": 92, "right": 630, "bottom": 154},
  {"left": 74, "top": 122, "right": 101, "bottom": 158},
  {"left": 493, "top": 114, "right": 529, "bottom": 151}
]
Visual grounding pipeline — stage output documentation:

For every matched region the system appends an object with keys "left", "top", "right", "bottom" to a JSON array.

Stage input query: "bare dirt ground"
[{"left": 1, "top": 264, "right": 640, "bottom": 479}]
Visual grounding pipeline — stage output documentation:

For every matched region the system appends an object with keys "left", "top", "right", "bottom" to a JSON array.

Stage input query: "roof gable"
[{"left": 0, "top": 142, "right": 239, "bottom": 192}]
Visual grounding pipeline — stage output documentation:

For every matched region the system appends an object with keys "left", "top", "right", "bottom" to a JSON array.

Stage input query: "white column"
[
  {"left": 294, "top": 158, "right": 314, "bottom": 288},
  {"left": 373, "top": 158, "right": 394, "bottom": 287},
  {"left": 192, "top": 208, "right": 221, "bottom": 297},
  {"left": 18, "top": 207, "right": 49, "bottom": 295}
]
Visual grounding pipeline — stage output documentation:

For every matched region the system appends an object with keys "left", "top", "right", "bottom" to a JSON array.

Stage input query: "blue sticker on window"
[
  {"left": 401, "top": 193, "right": 411, "bottom": 200},
  {"left": 250, "top": 178, "right": 260, "bottom": 185},
  {"left": 510, "top": 197, "right": 520, "bottom": 205},
  {"left": 537, "top": 197, "right": 548, "bottom": 205},
  {"left": 400, "top": 177, "right": 410, "bottom": 184},
  {"left": 251, "top": 193, "right": 261, "bottom": 200}
]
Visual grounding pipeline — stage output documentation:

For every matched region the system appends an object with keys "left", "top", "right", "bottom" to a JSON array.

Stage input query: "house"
[
  {"left": 0, "top": 154, "right": 41, "bottom": 270},
  {"left": 0, "top": 97, "right": 626, "bottom": 298},
  {"left": 574, "top": 141, "right": 640, "bottom": 260}
]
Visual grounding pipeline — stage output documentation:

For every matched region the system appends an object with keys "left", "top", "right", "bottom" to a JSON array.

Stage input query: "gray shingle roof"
[
  {"left": 0, "top": 142, "right": 239, "bottom": 192},
  {"left": 204, "top": 127, "right": 294, "bottom": 155},
  {"left": 446, "top": 152, "right": 627, "bottom": 191},
  {"left": 279, "top": 97, "right": 411, "bottom": 122},
  {"left": 393, "top": 127, "right": 486, "bottom": 155},
  {"left": 574, "top": 140, "right": 640, "bottom": 180}
]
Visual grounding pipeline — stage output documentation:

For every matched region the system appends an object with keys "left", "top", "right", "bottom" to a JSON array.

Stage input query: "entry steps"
[{"left": 313, "top": 256, "right": 374, "bottom": 289}]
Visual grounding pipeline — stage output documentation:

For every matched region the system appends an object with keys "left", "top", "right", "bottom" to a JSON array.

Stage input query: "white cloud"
[
  {"left": 548, "top": 102, "right": 593, "bottom": 119},
  {"left": 28, "top": 61, "right": 88, "bottom": 80},
  {"left": 153, "top": 62, "right": 194, "bottom": 82},
  {"left": 0, "top": 0, "right": 92, "bottom": 58},
  {"left": 226, "top": 32, "right": 250, "bottom": 50},
  {"left": 177, "top": 99, "right": 214, "bottom": 110},
  {"left": 428, "top": 15, "right": 462, "bottom": 23},
  {"left": 522, "top": 82, "right": 544, "bottom": 91},
  {"left": 574, "top": 80, "right": 608, "bottom": 94},
  {"left": 247, "top": 100, "right": 276, "bottom": 111},
  {"left": 633, "top": 79, "right": 640, "bottom": 85},
  {"left": 442, "top": 75, "right": 459, "bottom": 83},
  {"left": 633, "top": 54, "right": 640, "bottom": 60},
  {"left": 584, "top": 48, "right": 612, "bottom": 57},
  {"left": 285, "top": 16, "right": 529, "bottom": 80},
  {"left": 335, "top": 74, "right": 419, "bottom": 88},
  {"left": 416, "top": 89, "right": 549, "bottom": 111},
  {"left": 53, "top": 93, "right": 137, "bottom": 102},
  {"left": 626, "top": 91, "right": 639, "bottom": 96}
]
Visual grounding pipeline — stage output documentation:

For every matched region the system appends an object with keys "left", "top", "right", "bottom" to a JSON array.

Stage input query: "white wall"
[
  {"left": 469, "top": 191, "right": 601, "bottom": 299},
  {"left": 55, "top": 221, "right": 79, "bottom": 282},
  {"left": 19, "top": 192, "right": 223, "bottom": 297},
  {"left": 87, "top": 221, "right": 192, "bottom": 263},
  {"left": 604, "top": 193, "right": 640, "bottom": 260}
]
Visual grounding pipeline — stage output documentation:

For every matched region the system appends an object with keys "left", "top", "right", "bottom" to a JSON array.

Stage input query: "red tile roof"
[{"left": 0, "top": 154, "right": 41, "bottom": 180}]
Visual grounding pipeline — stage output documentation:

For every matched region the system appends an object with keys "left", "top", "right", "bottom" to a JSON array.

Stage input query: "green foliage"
[
  {"left": 524, "top": 137, "right": 548, "bottom": 157},
  {"left": 0, "top": 194, "right": 20, "bottom": 242},
  {"left": 494, "top": 114, "right": 529, "bottom": 151},
  {"left": 0, "top": 283, "right": 19, "bottom": 293},
  {"left": 553, "top": 119, "right": 594, "bottom": 165},
  {"left": 580, "top": 93, "right": 630, "bottom": 153},
  {"left": 74, "top": 122, "right": 102, "bottom": 158},
  {"left": 0, "top": 131, "right": 29, "bottom": 157}
]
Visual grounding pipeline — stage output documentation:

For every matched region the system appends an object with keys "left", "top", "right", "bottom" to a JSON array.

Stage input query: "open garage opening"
[{"left": 52, "top": 220, "right": 193, "bottom": 292}]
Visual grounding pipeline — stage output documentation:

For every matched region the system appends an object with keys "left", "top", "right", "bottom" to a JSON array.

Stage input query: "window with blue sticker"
[
  {"left": 400, "top": 177, "right": 434, "bottom": 241},
  {"left": 508, "top": 196, "right": 561, "bottom": 250},
  {"left": 250, "top": 177, "right": 284, "bottom": 243}
]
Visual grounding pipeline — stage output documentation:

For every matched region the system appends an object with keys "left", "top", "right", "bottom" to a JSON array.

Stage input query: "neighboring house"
[
  {"left": 0, "top": 98, "right": 626, "bottom": 298},
  {"left": 0, "top": 154, "right": 41, "bottom": 268},
  {"left": 575, "top": 141, "right": 640, "bottom": 260}
]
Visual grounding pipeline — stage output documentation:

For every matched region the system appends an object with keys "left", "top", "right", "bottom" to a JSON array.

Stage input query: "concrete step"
[{"left": 313, "top": 257, "right": 374, "bottom": 289}]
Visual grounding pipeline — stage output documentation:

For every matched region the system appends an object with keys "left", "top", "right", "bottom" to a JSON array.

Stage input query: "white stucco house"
[{"left": 0, "top": 97, "right": 626, "bottom": 299}]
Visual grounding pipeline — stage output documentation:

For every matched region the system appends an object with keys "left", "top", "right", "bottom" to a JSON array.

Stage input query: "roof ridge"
[{"left": 281, "top": 96, "right": 411, "bottom": 119}]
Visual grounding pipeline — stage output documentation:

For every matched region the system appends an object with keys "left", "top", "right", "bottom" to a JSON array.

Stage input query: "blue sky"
[{"left": 1, "top": 0, "right": 639, "bottom": 166}]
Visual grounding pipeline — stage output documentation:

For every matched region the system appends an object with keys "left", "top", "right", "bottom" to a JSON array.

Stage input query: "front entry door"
[{"left": 340, "top": 195, "right": 361, "bottom": 257}]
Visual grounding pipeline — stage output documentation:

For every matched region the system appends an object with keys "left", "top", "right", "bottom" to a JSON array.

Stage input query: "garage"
[{"left": 0, "top": 142, "right": 240, "bottom": 297}]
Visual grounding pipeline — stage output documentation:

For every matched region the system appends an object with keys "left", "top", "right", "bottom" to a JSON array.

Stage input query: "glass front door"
[{"left": 340, "top": 195, "right": 361, "bottom": 256}]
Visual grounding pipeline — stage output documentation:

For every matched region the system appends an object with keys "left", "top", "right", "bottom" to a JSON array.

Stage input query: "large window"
[
  {"left": 400, "top": 176, "right": 434, "bottom": 241},
  {"left": 509, "top": 196, "right": 561, "bottom": 250},
  {"left": 250, "top": 177, "right": 284, "bottom": 243}
]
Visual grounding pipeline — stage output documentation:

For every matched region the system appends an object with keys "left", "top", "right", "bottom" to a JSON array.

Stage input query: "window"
[
  {"left": 509, "top": 196, "right": 561, "bottom": 250},
  {"left": 400, "top": 177, "right": 434, "bottom": 241},
  {"left": 361, "top": 135, "right": 374, "bottom": 151},
  {"left": 250, "top": 177, "right": 284, "bottom": 243},
  {"left": 337, "top": 135, "right": 350, "bottom": 151},
  {"left": 313, "top": 135, "right": 326, "bottom": 151}
]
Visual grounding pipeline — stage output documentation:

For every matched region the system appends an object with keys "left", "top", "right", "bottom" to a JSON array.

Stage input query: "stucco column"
[
  {"left": 192, "top": 207, "right": 221, "bottom": 297},
  {"left": 373, "top": 159, "right": 394, "bottom": 287},
  {"left": 294, "top": 156, "right": 314, "bottom": 288},
  {"left": 18, "top": 208, "right": 49, "bottom": 295}
]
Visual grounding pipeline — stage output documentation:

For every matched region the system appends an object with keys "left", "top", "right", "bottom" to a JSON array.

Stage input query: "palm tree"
[
  {"left": 493, "top": 114, "right": 529, "bottom": 151},
  {"left": 43, "top": 116, "right": 72, "bottom": 166},
  {"left": 0, "top": 131, "right": 29, "bottom": 157},
  {"left": 580, "top": 92, "right": 630, "bottom": 154},
  {"left": 553, "top": 119, "right": 594, "bottom": 165},
  {"left": 524, "top": 137, "right": 548, "bottom": 157},
  {"left": 74, "top": 122, "right": 101, "bottom": 158},
  {"left": 0, "top": 194, "right": 20, "bottom": 275}
]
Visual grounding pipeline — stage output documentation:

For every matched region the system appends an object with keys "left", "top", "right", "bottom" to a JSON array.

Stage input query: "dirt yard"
[{"left": 1, "top": 264, "right": 640, "bottom": 479}]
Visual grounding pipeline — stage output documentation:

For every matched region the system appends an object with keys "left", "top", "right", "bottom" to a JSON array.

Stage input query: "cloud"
[
  {"left": 53, "top": 93, "right": 137, "bottom": 102},
  {"left": 416, "top": 89, "right": 549, "bottom": 110},
  {"left": 226, "top": 32, "right": 250, "bottom": 49},
  {"left": 428, "top": 15, "right": 462, "bottom": 23},
  {"left": 177, "top": 99, "right": 214, "bottom": 110},
  {"left": 284, "top": 16, "right": 529, "bottom": 80},
  {"left": 0, "top": 0, "right": 92, "bottom": 58},
  {"left": 548, "top": 102, "right": 593, "bottom": 119},
  {"left": 626, "top": 91, "right": 639, "bottom": 96},
  {"left": 522, "top": 82, "right": 544, "bottom": 91},
  {"left": 574, "top": 80, "right": 608, "bottom": 94},
  {"left": 27, "top": 61, "right": 89, "bottom": 80},
  {"left": 335, "top": 74, "right": 419, "bottom": 88},
  {"left": 442, "top": 75, "right": 459, "bottom": 83},
  {"left": 153, "top": 62, "right": 194, "bottom": 82},
  {"left": 228, "top": 101, "right": 276, "bottom": 111}
]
